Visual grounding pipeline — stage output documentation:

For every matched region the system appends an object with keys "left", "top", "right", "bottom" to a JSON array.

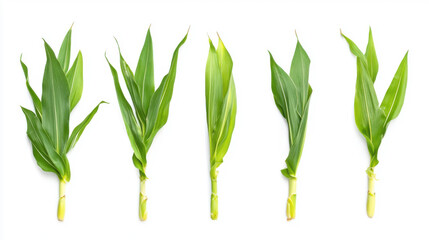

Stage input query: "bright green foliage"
[
  {"left": 106, "top": 27, "right": 188, "bottom": 221},
  {"left": 21, "top": 26, "right": 105, "bottom": 220},
  {"left": 205, "top": 36, "right": 237, "bottom": 220},
  {"left": 342, "top": 28, "right": 408, "bottom": 218},
  {"left": 269, "top": 36, "right": 312, "bottom": 221}
]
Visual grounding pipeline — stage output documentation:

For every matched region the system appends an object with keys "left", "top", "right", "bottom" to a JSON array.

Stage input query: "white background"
[{"left": 1, "top": 0, "right": 428, "bottom": 239}]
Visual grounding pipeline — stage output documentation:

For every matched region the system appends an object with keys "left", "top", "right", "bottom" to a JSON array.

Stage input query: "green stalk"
[
  {"left": 57, "top": 178, "right": 66, "bottom": 221},
  {"left": 139, "top": 177, "right": 148, "bottom": 221},
  {"left": 210, "top": 176, "right": 218, "bottom": 220},
  {"left": 367, "top": 175, "right": 376, "bottom": 218},
  {"left": 286, "top": 178, "right": 296, "bottom": 221}
]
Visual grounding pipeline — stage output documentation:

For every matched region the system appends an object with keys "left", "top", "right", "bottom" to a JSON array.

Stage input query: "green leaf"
[
  {"left": 133, "top": 153, "right": 147, "bottom": 179},
  {"left": 20, "top": 56, "right": 42, "bottom": 120},
  {"left": 285, "top": 99, "right": 311, "bottom": 176},
  {"left": 58, "top": 27, "right": 72, "bottom": 72},
  {"left": 365, "top": 28, "right": 378, "bottom": 83},
  {"left": 216, "top": 37, "right": 233, "bottom": 97},
  {"left": 269, "top": 52, "right": 299, "bottom": 145},
  {"left": 206, "top": 39, "right": 224, "bottom": 155},
  {"left": 106, "top": 56, "right": 146, "bottom": 164},
  {"left": 135, "top": 28, "right": 155, "bottom": 116},
  {"left": 341, "top": 29, "right": 408, "bottom": 170},
  {"left": 211, "top": 76, "right": 237, "bottom": 167},
  {"left": 211, "top": 38, "right": 237, "bottom": 166},
  {"left": 41, "top": 40, "right": 70, "bottom": 154},
  {"left": 32, "top": 145, "right": 60, "bottom": 178},
  {"left": 205, "top": 36, "right": 237, "bottom": 177},
  {"left": 65, "top": 101, "right": 107, "bottom": 153},
  {"left": 115, "top": 40, "right": 146, "bottom": 129},
  {"left": 270, "top": 39, "right": 312, "bottom": 178},
  {"left": 144, "top": 31, "right": 188, "bottom": 148},
  {"left": 380, "top": 52, "right": 408, "bottom": 127},
  {"left": 21, "top": 107, "right": 67, "bottom": 178},
  {"left": 66, "top": 51, "right": 83, "bottom": 111},
  {"left": 290, "top": 40, "right": 310, "bottom": 116}
]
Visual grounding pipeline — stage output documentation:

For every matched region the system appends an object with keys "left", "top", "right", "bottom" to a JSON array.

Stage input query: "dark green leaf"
[
  {"left": 20, "top": 56, "right": 42, "bottom": 120},
  {"left": 135, "top": 28, "right": 155, "bottom": 116},
  {"left": 115, "top": 40, "right": 146, "bottom": 129},
  {"left": 65, "top": 101, "right": 107, "bottom": 153},
  {"left": 144, "top": 31, "right": 188, "bottom": 148},
  {"left": 66, "top": 51, "right": 83, "bottom": 111},
  {"left": 21, "top": 107, "right": 67, "bottom": 178},
  {"left": 380, "top": 52, "right": 408, "bottom": 127},
  {"left": 41, "top": 40, "right": 70, "bottom": 154},
  {"left": 58, "top": 27, "right": 72, "bottom": 72},
  {"left": 290, "top": 40, "right": 310, "bottom": 116},
  {"left": 106, "top": 56, "right": 146, "bottom": 164},
  {"left": 269, "top": 52, "right": 299, "bottom": 145},
  {"left": 365, "top": 28, "right": 378, "bottom": 83}
]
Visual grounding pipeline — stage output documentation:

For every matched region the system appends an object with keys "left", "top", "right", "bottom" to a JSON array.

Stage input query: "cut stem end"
[
  {"left": 139, "top": 178, "right": 148, "bottom": 221},
  {"left": 367, "top": 176, "right": 375, "bottom": 218},
  {"left": 286, "top": 178, "right": 297, "bottom": 221},
  {"left": 210, "top": 177, "right": 218, "bottom": 220},
  {"left": 57, "top": 179, "right": 66, "bottom": 221}
]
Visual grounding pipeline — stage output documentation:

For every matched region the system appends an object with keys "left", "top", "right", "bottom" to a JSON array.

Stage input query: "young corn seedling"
[
  {"left": 106, "top": 27, "right": 188, "bottom": 221},
  {"left": 342, "top": 29, "right": 408, "bottom": 218},
  {"left": 21, "top": 27, "right": 105, "bottom": 221},
  {"left": 205, "top": 36, "right": 237, "bottom": 220},
  {"left": 269, "top": 36, "right": 312, "bottom": 221}
]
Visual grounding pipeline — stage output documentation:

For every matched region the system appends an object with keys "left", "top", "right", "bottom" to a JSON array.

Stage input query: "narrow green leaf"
[
  {"left": 106, "top": 56, "right": 146, "bottom": 163},
  {"left": 380, "top": 52, "right": 408, "bottom": 126},
  {"left": 115, "top": 40, "right": 146, "bottom": 129},
  {"left": 41, "top": 40, "right": 70, "bottom": 154},
  {"left": 269, "top": 52, "right": 299, "bottom": 145},
  {"left": 66, "top": 51, "right": 83, "bottom": 111},
  {"left": 133, "top": 153, "right": 147, "bottom": 179},
  {"left": 65, "top": 101, "right": 107, "bottom": 153},
  {"left": 206, "top": 38, "right": 224, "bottom": 154},
  {"left": 365, "top": 28, "right": 378, "bottom": 83},
  {"left": 216, "top": 37, "right": 233, "bottom": 97},
  {"left": 58, "top": 27, "right": 72, "bottom": 72},
  {"left": 285, "top": 98, "right": 311, "bottom": 176},
  {"left": 211, "top": 76, "right": 237, "bottom": 166},
  {"left": 144, "top": 31, "right": 188, "bottom": 148},
  {"left": 21, "top": 107, "right": 66, "bottom": 178},
  {"left": 290, "top": 40, "right": 310, "bottom": 115},
  {"left": 20, "top": 56, "right": 42, "bottom": 120},
  {"left": 135, "top": 28, "right": 155, "bottom": 115},
  {"left": 32, "top": 145, "right": 61, "bottom": 178}
]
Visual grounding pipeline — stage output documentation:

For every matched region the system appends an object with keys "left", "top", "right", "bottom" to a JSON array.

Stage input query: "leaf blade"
[
  {"left": 144, "top": 31, "right": 188, "bottom": 148},
  {"left": 135, "top": 28, "right": 155, "bottom": 115},
  {"left": 41, "top": 40, "right": 70, "bottom": 154},
  {"left": 65, "top": 101, "right": 107, "bottom": 153},
  {"left": 66, "top": 51, "right": 83, "bottom": 111},
  {"left": 58, "top": 27, "right": 72, "bottom": 72},
  {"left": 380, "top": 52, "right": 408, "bottom": 126},
  {"left": 20, "top": 56, "right": 42, "bottom": 120}
]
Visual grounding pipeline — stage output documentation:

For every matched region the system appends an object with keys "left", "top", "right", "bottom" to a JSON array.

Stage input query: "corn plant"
[
  {"left": 342, "top": 29, "right": 408, "bottom": 218},
  {"left": 205, "top": 36, "right": 237, "bottom": 220},
  {"left": 269, "top": 36, "right": 312, "bottom": 221},
  {"left": 21, "top": 27, "right": 105, "bottom": 221},
  {"left": 106, "top": 28, "right": 188, "bottom": 221}
]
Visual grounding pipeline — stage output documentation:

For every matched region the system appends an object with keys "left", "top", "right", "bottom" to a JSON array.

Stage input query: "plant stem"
[
  {"left": 286, "top": 178, "right": 297, "bottom": 221},
  {"left": 367, "top": 175, "right": 376, "bottom": 218},
  {"left": 57, "top": 178, "right": 66, "bottom": 221},
  {"left": 210, "top": 177, "right": 218, "bottom": 220},
  {"left": 139, "top": 177, "right": 148, "bottom": 221}
]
